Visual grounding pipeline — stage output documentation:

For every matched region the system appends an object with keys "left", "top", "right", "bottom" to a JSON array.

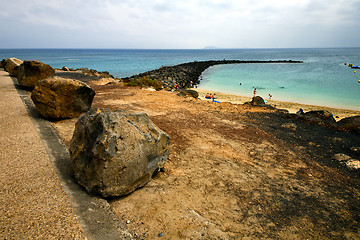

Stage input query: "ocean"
[{"left": 1, "top": 48, "right": 359, "bottom": 110}]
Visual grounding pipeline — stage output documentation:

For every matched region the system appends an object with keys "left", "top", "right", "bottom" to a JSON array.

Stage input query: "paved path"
[{"left": 0, "top": 70, "right": 132, "bottom": 239}]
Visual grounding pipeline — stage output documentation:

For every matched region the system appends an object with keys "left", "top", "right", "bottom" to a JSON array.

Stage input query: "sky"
[{"left": 1, "top": 0, "right": 359, "bottom": 49}]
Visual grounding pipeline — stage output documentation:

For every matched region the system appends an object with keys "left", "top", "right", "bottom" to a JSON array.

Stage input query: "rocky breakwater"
[
  {"left": 69, "top": 108, "right": 170, "bottom": 197},
  {"left": 122, "top": 60, "right": 303, "bottom": 90}
]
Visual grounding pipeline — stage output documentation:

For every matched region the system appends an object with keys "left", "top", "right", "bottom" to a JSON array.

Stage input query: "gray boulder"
[
  {"left": 31, "top": 77, "right": 95, "bottom": 119},
  {"left": 17, "top": 60, "right": 55, "bottom": 88},
  {"left": 69, "top": 108, "right": 170, "bottom": 197},
  {"left": 3, "top": 58, "right": 23, "bottom": 76}
]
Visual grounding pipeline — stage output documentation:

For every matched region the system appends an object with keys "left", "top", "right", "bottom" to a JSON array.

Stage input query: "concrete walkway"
[{"left": 0, "top": 70, "right": 132, "bottom": 239}]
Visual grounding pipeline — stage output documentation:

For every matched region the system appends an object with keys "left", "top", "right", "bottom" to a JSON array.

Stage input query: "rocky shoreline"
[{"left": 1, "top": 57, "right": 303, "bottom": 90}]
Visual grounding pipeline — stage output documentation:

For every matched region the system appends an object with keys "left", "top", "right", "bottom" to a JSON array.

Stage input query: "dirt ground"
[{"left": 51, "top": 80, "right": 360, "bottom": 239}]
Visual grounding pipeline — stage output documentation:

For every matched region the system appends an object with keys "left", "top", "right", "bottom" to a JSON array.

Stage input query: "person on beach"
[
  {"left": 296, "top": 108, "right": 304, "bottom": 114},
  {"left": 253, "top": 88, "right": 257, "bottom": 97},
  {"left": 268, "top": 94, "right": 272, "bottom": 99},
  {"left": 212, "top": 94, "right": 221, "bottom": 103},
  {"left": 205, "top": 93, "right": 211, "bottom": 99}
]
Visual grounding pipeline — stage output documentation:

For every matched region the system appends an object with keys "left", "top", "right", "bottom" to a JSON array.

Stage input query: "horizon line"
[{"left": 1, "top": 46, "right": 360, "bottom": 50}]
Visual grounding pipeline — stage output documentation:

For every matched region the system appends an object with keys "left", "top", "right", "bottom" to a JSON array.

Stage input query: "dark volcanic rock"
[
  {"left": 244, "top": 96, "right": 289, "bottom": 113},
  {"left": 300, "top": 110, "right": 336, "bottom": 127},
  {"left": 250, "top": 96, "right": 266, "bottom": 106},
  {"left": 337, "top": 116, "right": 360, "bottom": 134},
  {"left": 69, "top": 108, "right": 170, "bottom": 197},
  {"left": 250, "top": 111, "right": 360, "bottom": 178},
  {"left": 122, "top": 60, "right": 303, "bottom": 90},
  {"left": 31, "top": 77, "right": 95, "bottom": 119},
  {"left": 17, "top": 60, "right": 55, "bottom": 88}
]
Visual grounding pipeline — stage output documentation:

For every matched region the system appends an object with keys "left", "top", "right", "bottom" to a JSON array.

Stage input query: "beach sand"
[{"left": 195, "top": 88, "right": 360, "bottom": 120}]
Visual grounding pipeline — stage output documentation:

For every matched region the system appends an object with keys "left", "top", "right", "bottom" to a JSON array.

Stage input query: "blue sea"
[{"left": 1, "top": 48, "right": 359, "bottom": 110}]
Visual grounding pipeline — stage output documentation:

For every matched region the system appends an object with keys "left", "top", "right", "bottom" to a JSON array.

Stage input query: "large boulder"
[
  {"left": 69, "top": 108, "right": 170, "bottom": 197},
  {"left": 177, "top": 89, "right": 199, "bottom": 99},
  {"left": 300, "top": 110, "right": 336, "bottom": 127},
  {"left": 244, "top": 96, "right": 289, "bottom": 113},
  {"left": 3, "top": 58, "right": 23, "bottom": 76},
  {"left": 31, "top": 77, "right": 95, "bottom": 119},
  {"left": 245, "top": 96, "right": 265, "bottom": 106},
  {"left": 336, "top": 116, "right": 360, "bottom": 134},
  {"left": 17, "top": 60, "right": 55, "bottom": 88}
]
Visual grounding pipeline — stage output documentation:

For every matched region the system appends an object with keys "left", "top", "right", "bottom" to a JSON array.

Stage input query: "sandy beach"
[{"left": 195, "top": 88, "right": 360, "bottom": 120}]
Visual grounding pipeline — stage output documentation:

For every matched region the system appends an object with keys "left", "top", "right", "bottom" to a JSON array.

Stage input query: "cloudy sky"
[{"left": 1, "top": 0, "right": 359, "bottom": 49}]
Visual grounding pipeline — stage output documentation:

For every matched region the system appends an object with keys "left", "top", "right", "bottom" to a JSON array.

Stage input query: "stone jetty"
[{"left": 122, "top": 60, "right": 303, "bottom": 89}]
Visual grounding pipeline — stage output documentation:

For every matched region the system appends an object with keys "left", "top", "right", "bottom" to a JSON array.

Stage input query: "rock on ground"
[
  {"left": 17, "top": 60, "right": 55, "bottom": 88},
  {"left": 300, "top": 110, "right": 336, "bottom": 126},
  {"left": 69, "top": 108, "right": 170, "bottom": 197},
  {"left": 31, "top": 77, "right": 95, "bottom": 119},
  {"left": 333, "top": 153, "right": 360, "bottom": 169},
  {"left": 245, "top": 96, "right": 266, "bottom": 106},
  {"left": 2, "top": 58, "right": 23, "bottom": 76},
  {"left": 281, "top": 123, "right": 297, "bottom": 131},
  {"left": 177, "top": 89, "right": 199, "bottom": 99},
  {"left": 337, "top": 116, "right": 360, "bottom": 134}
]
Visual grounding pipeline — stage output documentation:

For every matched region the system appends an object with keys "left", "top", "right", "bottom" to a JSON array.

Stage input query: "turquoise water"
[
  {"left": 1, "top": 48, "right": 359, "bottom": 110},
  {"left": 200, "top": 49, "right": 360, "bottom": 110}
]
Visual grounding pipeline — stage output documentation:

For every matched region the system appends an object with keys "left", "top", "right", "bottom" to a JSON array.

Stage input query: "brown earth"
[{"left": 51, "top": 79, "right": 360, "bottom": 239}]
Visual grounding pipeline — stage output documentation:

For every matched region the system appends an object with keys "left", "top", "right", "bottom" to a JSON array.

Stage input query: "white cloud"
[{"left": 1, "top": 0, "right": 359, "bottom": 48}]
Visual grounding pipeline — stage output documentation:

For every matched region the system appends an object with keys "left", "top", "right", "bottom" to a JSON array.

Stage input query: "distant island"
[{"left": 203, "top": 46, "right": 222, "bottom": 49}]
